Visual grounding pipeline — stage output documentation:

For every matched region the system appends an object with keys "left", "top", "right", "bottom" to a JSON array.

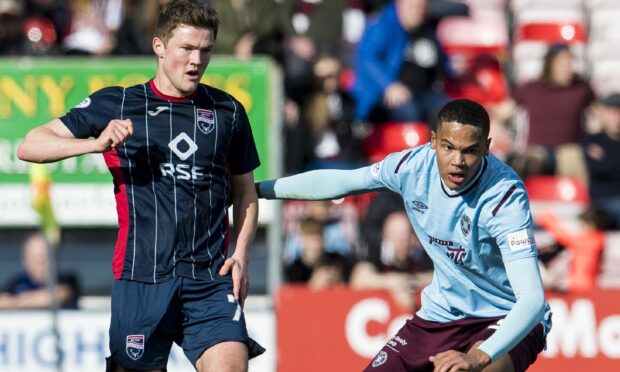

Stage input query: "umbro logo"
[
  {"left": 410, "top": 200, "right": 428, "bottom": 214},
  {"left": 148, "top": 106, "right": 170, "bottom": 116}
]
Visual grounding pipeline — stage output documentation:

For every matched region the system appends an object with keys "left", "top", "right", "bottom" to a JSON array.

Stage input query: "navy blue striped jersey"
[{"left": 60, "top": 81, "right": 260, "bottom": 283}]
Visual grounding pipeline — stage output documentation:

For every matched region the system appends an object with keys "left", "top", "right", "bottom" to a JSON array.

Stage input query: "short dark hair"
[
  {"left": 154, "top": 0, "right": 219, "bottom": 44},
  {"left": 579, "top": 205, "right": 614, "bottom": 231},
  {"left": 437, "top": 99, "right": 490, "bottom": 137}
]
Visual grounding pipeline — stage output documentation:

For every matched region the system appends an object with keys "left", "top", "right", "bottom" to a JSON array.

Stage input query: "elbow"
[
  {"left": 16, "top": 143, "right": 43, "bottom": 164},
  {"left": 16, "top": 143, "right": 35, "bottom": 162},
  {"left": 524, "top": 291, "right": 546, "bottom": 323}
]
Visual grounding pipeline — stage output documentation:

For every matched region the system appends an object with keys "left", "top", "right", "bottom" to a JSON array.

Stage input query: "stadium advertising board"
[
  {"left": 0, "top": 309, "right": 274, "bottom": 372},
  {"left": 276, "top": 286, "right": 620, "bottom": 371},
  {"left": 0, "top": 57, "right": 277, "bottom": 226}
]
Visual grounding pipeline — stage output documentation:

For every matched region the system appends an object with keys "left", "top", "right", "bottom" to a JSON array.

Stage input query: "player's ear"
[
  {"left": 485, "top": 137, "right": 492, "bottom": 155},
  {"left": 153, "top": 37, "right": 165, "bottom": 58},
  {"left": 430, "top": 130, "right": 437, "bottom": 149}
]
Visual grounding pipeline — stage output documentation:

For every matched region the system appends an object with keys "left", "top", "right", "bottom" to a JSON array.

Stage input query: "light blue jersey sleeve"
[
  {"left": 477, "top": 256, "right": 546, "bottom": 361},
  {"left": 484, "top": 182, "right": 538, "bottom": 262},
  {"left": 255, "top": 149, "right": 417, "bottom": 200},
  {"left": 255, "top": 166, "right": 386, "bottom": 200},
  {"left": 477, "top": 176, "right": 547, "bottom": 360}
]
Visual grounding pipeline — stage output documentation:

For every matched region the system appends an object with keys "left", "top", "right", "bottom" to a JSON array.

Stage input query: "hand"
[
  {"left": 219, "top": 255, "right": 249, "bottom": 307},
  {"left": 383, "top": 82, "right": 412, "bottom": 108},
  {"left": 94, "top": 119, "right": 133, "bottom": 152},
  {"left": 429, "top": 349, "right": 491, "bottom": 372}
]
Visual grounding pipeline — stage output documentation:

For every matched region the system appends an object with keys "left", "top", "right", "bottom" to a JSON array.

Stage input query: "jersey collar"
[
  {"left": 440, "top": 157, "right": 488, "bottom": 198},
  {"left": 149, "top": 80, "right": 197, "bottom": 102}
]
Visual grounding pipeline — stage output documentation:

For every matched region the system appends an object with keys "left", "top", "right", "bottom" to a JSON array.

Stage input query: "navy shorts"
[
  {"left": 365, "top": 315, "right": 546, "bottom": 372},
  {"left": 108, "top": 276, "right": 265, "bottom": 370}
]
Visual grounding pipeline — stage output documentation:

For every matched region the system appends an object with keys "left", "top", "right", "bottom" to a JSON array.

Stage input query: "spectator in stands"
[
  {"left": 282, "top": 200, "right": 358, "bottom": 264},
  {"left": 350, "top": 0, "right": 451, "bottom": 126},
  {"left": 0, "top": 0, "right": 26, "bottom": 55},
  {"left": 24, "top": 0, "right": 70, "bottom": 52},
  {"left": 280, "top": 0, "right": 350, "bottom": 104},
  {"left": 583, "top": 93, "right": 620, "bottom": 229},
  {"left": 113, "top": 0, "right": 164, "bottom": 55},
  {"left": 359, "top": 191, "right": 406, "bottom": 261},
  {"left": 210, "top": 0, "right": 286, "bottom": 61},
  {"left": 0, "top": 233, "right": 80, "bottom": 309},
  {"left": 284, "top": 217, "right": 351, "bottom": 289},
  {"left": 285, "top": 54, "right": 363, "bottom": 173},
  {"left": 62, "top": 0, "right": 121, "bottom": 55},
  {"left": 496, "top": 44, "right": 595, "bottom": 180},
  {"left": 536, "top": 206, "right": 612, "bottom": 292},
  {"left": 351, "top": 211, "right": 433, "bottom": 310}
]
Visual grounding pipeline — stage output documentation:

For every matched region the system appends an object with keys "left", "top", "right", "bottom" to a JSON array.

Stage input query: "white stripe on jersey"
[
  {"left": 198, "top": 87, "right": 216, "bottom": 279},
  {"left": 120, "top": 88, "right": 138, "bottom": 281},
  {"left": 143, "top": 84, "right": 159, "bottom": 283},
  {"left": 169, "top": 101, "right": 177, "bottom": 277},
  {"left": 219, "top": 93, "right": 238, "bottom": 261},
  {"left": 190, "top": 103, "right": 200, "bottom": 279}
]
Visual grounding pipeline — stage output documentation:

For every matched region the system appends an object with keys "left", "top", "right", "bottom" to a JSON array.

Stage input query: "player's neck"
[{"left": 150, "top": 78, "right": 197, "bottom": 101}]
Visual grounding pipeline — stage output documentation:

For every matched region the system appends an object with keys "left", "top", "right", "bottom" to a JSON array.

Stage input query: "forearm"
[
  {"left": 256, "top": 167, "right": 378, "bottom": 200},
  {"left": 0, "top": 286, "right": 73, "bottom": 309},
  {"left": 232, "top": 190, "right": 258, "bottom": 261},
  {"left": 477, "top": 257, "right": 546, "bottom": 360},
  {"left": 17, "top": 124, "right": 95, "bottom": 163}
]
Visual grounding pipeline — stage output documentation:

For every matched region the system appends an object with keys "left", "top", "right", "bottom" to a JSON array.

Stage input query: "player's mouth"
[
  {"left": 186, "top": 70, "right": 200, "bottom": 81},
  {"left": 448, "top": 172, "right": 466, "bottom": 184}
]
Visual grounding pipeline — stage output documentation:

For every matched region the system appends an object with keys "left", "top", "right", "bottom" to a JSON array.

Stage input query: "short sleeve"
[
  {"left": 227, "top": 100, "right": 260, "bottom": 175},
  {"left": 60, "top": 87, "right": 122, "bottom": 139},
  {"left": 485, "top": 182, "right": 538, "bottom": 262},
  {"left": 367, "top": 147, "right": 427, "bottom": 193}
]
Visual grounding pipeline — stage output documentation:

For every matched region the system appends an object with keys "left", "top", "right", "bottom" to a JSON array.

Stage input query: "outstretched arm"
[
  {"left": 256, "top": 167, "right": 384, "bottom": 200},
  {"left": 430, "top": 256, "right": 546, "bottom": 371},
  {"left": 17, "top": 118, "right": 133, "bottom": 163}
]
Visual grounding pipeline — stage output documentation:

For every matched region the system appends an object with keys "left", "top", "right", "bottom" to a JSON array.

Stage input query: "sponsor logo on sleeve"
[
  {"left": 75, "top": 97, "right": 91, "bottom": 108},
  {"left": 370, "top": 162, "right": 381, "bottom": 178},
  {"left": 507, "top": 229, "right": 535, "bottom": 251},
  {"left": 126, "top": 335, "right": 145, "bottom": 360}
]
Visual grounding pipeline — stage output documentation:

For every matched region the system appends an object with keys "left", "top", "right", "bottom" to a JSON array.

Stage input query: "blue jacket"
[{"left": 351, "top": 3, "right": 449, "bottom": 120}]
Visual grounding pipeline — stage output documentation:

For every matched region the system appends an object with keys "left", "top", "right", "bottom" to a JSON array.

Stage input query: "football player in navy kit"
[{"left": 17, "top": 1, "right": 264, "bottom": 371}]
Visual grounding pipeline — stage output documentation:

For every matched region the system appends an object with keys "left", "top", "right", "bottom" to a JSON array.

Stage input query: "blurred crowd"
[{"left": 2, "top": 0, "right": 620, "bottom": 308}]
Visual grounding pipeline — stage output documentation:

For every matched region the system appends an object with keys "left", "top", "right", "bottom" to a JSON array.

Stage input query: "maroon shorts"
[{"left": 363, "top": 315, "right": 545, "bottom": 372}]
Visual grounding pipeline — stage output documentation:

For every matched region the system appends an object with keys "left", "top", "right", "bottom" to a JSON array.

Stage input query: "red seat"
[
  {"left": 516, "top": 22, "right": 587, "bottom": 44},
  {"left": 438, "top": 17, "right": 509, "bottom": 58},
  {"left": 525, "top": 176, "right": 589, "bottom": 204},
  {"left": 445, "top": 55, "right": 509, "bottom": 105},
  {"left": 363, "top": 122, "right": 431, "bottom": 163}
]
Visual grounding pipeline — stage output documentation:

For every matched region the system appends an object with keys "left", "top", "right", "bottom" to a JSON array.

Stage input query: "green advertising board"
[{"left": 0, "top": 57, "right": 281, "bottom": 225}]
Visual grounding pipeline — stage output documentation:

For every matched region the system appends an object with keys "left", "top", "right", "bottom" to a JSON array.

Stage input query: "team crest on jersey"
[
  {"left": 460, "top": 213, "right": 471, "bottom": 236},
  {"left": 75, "top": 97, "right": 91, "bottom": 108},
  {"left": 197, "top": 109, "right": 215, "bottom": 134},
  {"left": 411, "top": 200, "right": 428, "bottom": 214},
  {"left": 126, "top": 335, "right": 145, "bottom": 360},
  {"left": 372, "top": 351, "right": 388, "bottom": 367}
]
